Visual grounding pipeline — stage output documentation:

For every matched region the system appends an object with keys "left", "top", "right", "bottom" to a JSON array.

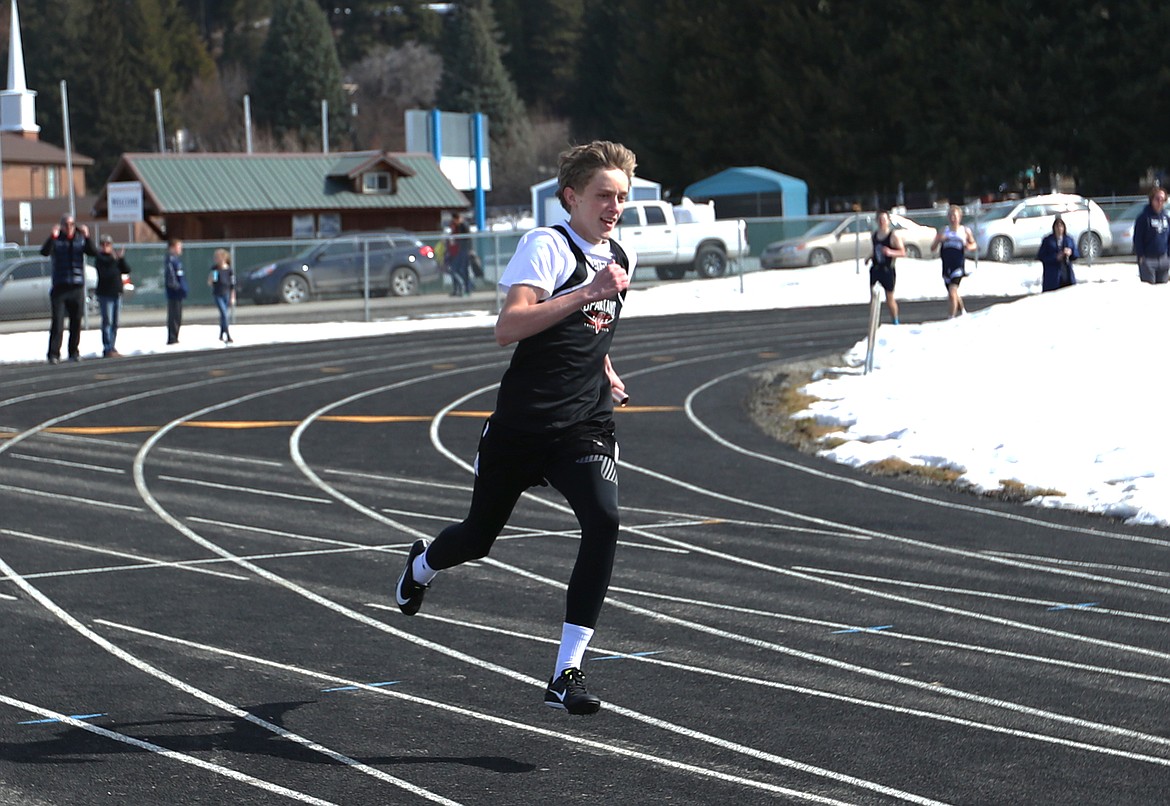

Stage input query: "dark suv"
[{"left": 241, "top": 232, "right": 439, "bottom": 304}]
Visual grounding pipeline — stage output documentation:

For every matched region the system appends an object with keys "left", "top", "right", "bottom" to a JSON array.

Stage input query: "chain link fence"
[{"left": 1, "top": 195, "right": 1145, "bottom": 325}]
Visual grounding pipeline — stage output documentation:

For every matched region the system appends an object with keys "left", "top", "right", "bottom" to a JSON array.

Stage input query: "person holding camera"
[
  {"left": 41, "top": 214, "right": 97, "bottom": 364},
  {"left": 94, "top": 234, "right": 131, "bottom": 357}
]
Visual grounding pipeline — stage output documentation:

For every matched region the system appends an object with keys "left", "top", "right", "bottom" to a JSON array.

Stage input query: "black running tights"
[{"left": 424, "top": 453, "right": 620, "bottom": 629}]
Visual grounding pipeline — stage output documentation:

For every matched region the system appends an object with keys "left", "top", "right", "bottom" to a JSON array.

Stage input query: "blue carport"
[{"left": 684, "top": 167, "right": 808, "bottom": 219}]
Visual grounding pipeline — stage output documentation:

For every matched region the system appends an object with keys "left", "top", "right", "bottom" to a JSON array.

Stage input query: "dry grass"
[
  {"left": 747, "top": 357, "right": 1075, "bottom": 508},
  {"left": 989, "top": 478, "right": 1066, "bottom": 502},
  {"left": 748, "top": 359, "right": 965, "bottom": 490},
  {"left": 862, "top": 457, "right": 963, "bottom": 484},
  {"left": 748, "top": 365, "right": 843, "bottom": 452}
]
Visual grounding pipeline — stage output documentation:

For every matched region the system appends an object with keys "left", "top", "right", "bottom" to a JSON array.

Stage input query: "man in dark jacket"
[
  {"left": 1132, "top": 186, "right": 1170, "bottom": 284},
  {"left": 95, "top": 234, "right": 131, "bottom": 357},
  {"left": 40, "top": 214, "right": 97, "bottom": 363},
  {"left": 164, "top": 239, "right": 187, "bottom": 344}
]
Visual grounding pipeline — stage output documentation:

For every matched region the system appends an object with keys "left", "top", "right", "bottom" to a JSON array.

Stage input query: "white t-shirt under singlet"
[{"left": 500, "top": 225, "right": 639, "bottom": 299}]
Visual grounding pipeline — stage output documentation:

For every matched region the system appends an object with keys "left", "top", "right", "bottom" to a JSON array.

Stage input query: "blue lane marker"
[
  {"left": 832, "top": 625, "right": 894, "bottom": 634},
  {"left": 593, "top": 651, "right": 663, "bottom": 662},
  {"left": 1047, "top": 602, "right": 1099, "bottom": 612},
  {"left": 19, "top": 713, "right": 106, "bottom": 725},
  {"left": 321, "top": 681, "right": 400, "bottom": 693}
]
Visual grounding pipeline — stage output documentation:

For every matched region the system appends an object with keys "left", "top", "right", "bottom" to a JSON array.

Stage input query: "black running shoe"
[
  {"left": 544, "top": 667, "right": 601, "bottom": 715},
  {"left": 394, "top": 539, "right": 429, "bottom": 616}
]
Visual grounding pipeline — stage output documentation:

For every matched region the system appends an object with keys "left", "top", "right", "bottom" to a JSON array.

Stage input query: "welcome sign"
[{"left": 106, "top": 181, "right": 144, "bottom": 222}]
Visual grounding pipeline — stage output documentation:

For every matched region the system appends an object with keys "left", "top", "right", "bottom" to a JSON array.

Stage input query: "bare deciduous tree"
[{"left": 347, "top": 43, "right": 442, "bottom": 151}]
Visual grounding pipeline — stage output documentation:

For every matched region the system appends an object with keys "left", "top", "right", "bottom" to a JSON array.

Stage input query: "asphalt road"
[{"left": 1, "top": 300, "right": 1168, "bottom": 805}]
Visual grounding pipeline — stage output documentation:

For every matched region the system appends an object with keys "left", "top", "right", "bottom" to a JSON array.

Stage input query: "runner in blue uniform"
[
  {"left": 931, "top": 204, "right": 977, "bottom": 318},
  {"left": 394, "top": 141, "right": 638, "bottom": 715}
]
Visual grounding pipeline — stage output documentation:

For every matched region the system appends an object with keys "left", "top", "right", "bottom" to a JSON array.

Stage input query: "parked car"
[
  {"left": 241, "top": 231, "right": 439, "bottom": 304},
  {"left": 759, "top": 212, "right": 935, "bottom": 269},
  {"left": 1108, "top": 200, "right": 1146, "bottom": 256},
  {"left": 614, "top": 198, "right": 749, "bottom": 279},
  {"left": 969, "top": 193, "right": 1112, "bottom": 262},
  {"left": 0, "top": 256, "right": 100, "bottom": 320}
]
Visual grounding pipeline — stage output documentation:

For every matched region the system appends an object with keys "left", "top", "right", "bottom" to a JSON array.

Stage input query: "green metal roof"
[{"left": 100, "top": 151, "right": 468, "bottom": 214}]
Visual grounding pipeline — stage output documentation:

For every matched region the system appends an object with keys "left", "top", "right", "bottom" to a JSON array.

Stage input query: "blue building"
[{"left": 684, "top": 167, "right": 808, "bottom": 219}]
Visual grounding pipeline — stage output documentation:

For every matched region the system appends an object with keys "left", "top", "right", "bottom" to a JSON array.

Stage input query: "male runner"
[{"left": 395, "top": 140, "right": 638, "bottom": 715}]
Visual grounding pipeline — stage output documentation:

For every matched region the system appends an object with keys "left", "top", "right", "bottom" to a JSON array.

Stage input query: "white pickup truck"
[{"left": 615, "top": 198, "right": 749, "bottom": 280}]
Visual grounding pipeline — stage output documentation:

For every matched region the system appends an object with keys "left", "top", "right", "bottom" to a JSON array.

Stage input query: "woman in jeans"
[
  {"left": 94, "top": 234, "right": 131, "bottom": 357},
  {"left": 207, "top": 248, "right": 236, "bottom": 343}
]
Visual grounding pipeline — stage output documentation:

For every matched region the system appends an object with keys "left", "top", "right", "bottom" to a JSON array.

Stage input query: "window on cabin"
[{"left": 363, "top": 172, "right": 391, "bottom": 194}]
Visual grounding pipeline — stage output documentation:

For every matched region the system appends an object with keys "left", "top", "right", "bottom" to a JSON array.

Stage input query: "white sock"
[
  {"left": 411, "top": 549, "right": 438, "bottom": 586},
  {"left": 554, "top": 622, "right": 595, "bottom": 678}
]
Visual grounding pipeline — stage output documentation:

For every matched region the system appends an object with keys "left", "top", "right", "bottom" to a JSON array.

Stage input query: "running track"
[{"left": 1, "top": 302, "right": 1168, "bottom": 804}]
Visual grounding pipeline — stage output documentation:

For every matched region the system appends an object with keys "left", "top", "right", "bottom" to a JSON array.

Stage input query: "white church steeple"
[{"left": 1, "top": 0, "right": 39, "bottom": 138}]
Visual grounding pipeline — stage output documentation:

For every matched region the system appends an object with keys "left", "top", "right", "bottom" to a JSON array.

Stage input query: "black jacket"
[{"left": 94, "top": 252, "right": 131, "bottom": 297}]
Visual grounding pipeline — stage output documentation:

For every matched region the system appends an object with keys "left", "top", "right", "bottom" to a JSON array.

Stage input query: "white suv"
[{"left": 970, "top": 193, "right": 1112, "bottom": 262}]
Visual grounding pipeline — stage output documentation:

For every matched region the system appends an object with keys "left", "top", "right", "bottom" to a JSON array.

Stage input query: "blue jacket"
[
  {"left": 1132, "top": 203, "right": 1170, "bottom": 258},
  {"left": 1037, "top": 233, "right": 1077, "bottom": 292},
  {"left": 164, "top": 252, "right": 188, "bottom": 300},
  {"left": 40, "top": 230, "right": 97, "bottom": 288}
]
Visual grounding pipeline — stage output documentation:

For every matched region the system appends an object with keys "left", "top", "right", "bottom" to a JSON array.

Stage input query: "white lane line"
[
  {"left": 623, "top": 456, "right": 1170, "bottom": 602},
  {"left": 0, "top": 555, "right": 463, "bottom": 806},
  {"left": 621, "top": 504, "right": 868, "bottom": 540},
  {"left": 370, "top": 606, "right": 1170, "bottom": 768},
  {"left": 0, "top": 331, "right": 468, "bottom": 413},
  {"left": 0, "top": 483, "right": 143, "bottom": 512},
  {"left": 412, "top": 375, "right": 1170, "bottom": 759},
  {"left": 682, "top": 362, "right": 1170, "bottom": 550},
  {"left": 0, "top": 544, "right": 399, "bottom": 584},
  {"left": 92, "top": 618, "right": 867, "bottom": 806},
  {"left": 7, "top": 452, "right": 126, "bottom": 474},
  {"left": 273, "top": 378, "right": 950, "bottom": 803},
  {"left": 187, "top": 517, "right": 403, "bottom": 550},
  {"left": 612, "top": 513, "right": 1170, "bottom": 663},
  {"left": 0, "top": 694, "right": 341, "bottom": 806},
  {"left": 984, "top": 550, "right": 1170, "bottom": 580},
  {"left": 418, "top": 379, "right": 1170, "bottom": 671},
  {"left": 325, "top": 467, "right": 473, "bottom": 492},
  {"left": 410, "top": 515, "right": 691, "bottom": 554},
  {"left": 411, "top": 364, "right": 1170, "bottom": 754},
  {"left": 794, "top": 566, "right": 1170, "bottom": 625},
  {"left": 489, "top": 554, "right": 1170, "bottom": 756},
  {"left": 606, "top": 585, "right": 1170, "bottom": 688},
  {"left": 0, "top": 337, "right": 490, "bottom": 461},
  {"left": 335, "top": 467, "right": 863, "bottom": 542},
  {"left": 157, "top": 475, "right": 333, "bottom": 504},
  {"left": 0, "top": 528, "right": 249, "bottom": 581}
]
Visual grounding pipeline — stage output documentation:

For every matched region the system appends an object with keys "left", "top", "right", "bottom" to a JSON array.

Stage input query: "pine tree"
[
  {"left": 22, "top": 0, "right": 214, "bottom": 184},
  {"left": 437, "top": 0, "right": 534, "bottom": 202},
  {"left": 251, "top": 0, "right": 348, "bottom": 148},
  {"left": 322, "top": 0, "right": 443, "bottom": 66},
  {"left": 496, "top": 0, "right": 583, "bottom": 116}
]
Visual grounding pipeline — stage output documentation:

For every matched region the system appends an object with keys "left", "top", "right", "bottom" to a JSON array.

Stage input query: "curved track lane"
[{"left": 1, "top": 304, "right": 1168, "bottom": 804}]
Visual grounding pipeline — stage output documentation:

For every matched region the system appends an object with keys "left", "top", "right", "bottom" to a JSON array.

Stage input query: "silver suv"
[{"left": 970, "top": 193, "right": 1112, "bottom": 262}]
